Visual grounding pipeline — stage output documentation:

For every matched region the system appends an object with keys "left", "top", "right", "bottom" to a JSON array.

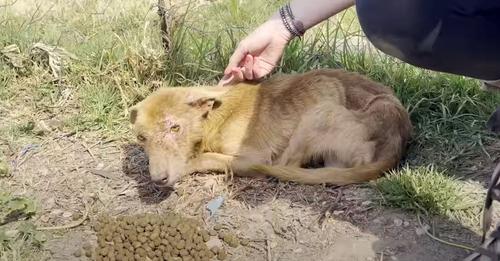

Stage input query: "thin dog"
[{"left": 129, "top": 69, "right": 413, "bottom": 187}]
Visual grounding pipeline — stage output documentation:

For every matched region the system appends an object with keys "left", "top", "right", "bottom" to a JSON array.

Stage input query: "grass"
[
  {"left": 375, "top": 165, "right": 484, "bottom": 227},
  {"left": 0, "top": 0, "right": 499, "bottom": 258}
]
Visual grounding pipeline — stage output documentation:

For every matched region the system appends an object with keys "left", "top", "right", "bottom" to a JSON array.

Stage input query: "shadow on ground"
[{"left": 121, "top": 143, "right": 173, "bottom": 204}]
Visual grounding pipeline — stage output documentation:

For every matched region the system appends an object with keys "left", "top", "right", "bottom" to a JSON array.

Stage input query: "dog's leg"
[
  {"left": 226, "top": 148, "right": 273, "bottom": 177},
  {"left": 187, "top": 152, "right": 234, "bottom": 174},
  {"left": 277, "top": 103, "right": 375, "bottom": 168}
]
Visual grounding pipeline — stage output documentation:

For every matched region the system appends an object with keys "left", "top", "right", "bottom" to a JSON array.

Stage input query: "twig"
[
  {"left": 37, "top": 199, "right": 89, "bottom": 231},
  {"left": 478, "top": 137, "right": 491, "bottom": 159},
  {"left": 416, "top": 213, "right": 475, "bottom": 251},
  {"left": 112, "top": 75, "right": 131, "bottom": 117},
  {"left": 266, "top": 238, "right": 272, "bottom": 261},
  {"left": 81, "top": 141, "right": 96, "bottom": 161},
  {"left": 379, "top": 251, "right": 384, "bottom": 261},
  {"left": 157, "top": 0, "right": 171, "bottom": 55}
]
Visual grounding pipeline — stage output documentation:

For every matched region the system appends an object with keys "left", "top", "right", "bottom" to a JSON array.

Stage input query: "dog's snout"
[{"left": 151, "top": 176, "right": 169, "bottom": 186}]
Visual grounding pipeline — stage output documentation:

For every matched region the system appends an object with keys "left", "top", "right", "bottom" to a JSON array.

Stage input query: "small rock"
[
  {"left": 393, "top": 218, "right": 403, "bottom": 227},
  {"left": 62, "top": 212, "right": 73, "bottom": 218},
  {"left": 51, "top": 209, "right": 63, "bottom": 216},
  {"left": 415, "top": 225, "right": 430, "bottom": 236},
  {"left": 206, "top": 237, "right": 223, "bottom": 249},
  {"left": 45, "top": 197, "right": 56, "bottom": 209},
  {"left": 361, "top": 200, "right": 372, "bottom": 207},
  {"left": 269, "top": 241, "right": 277, "bottom": 249},
  {"left": 333, "top": 210, "right": 344, "bottom": 215},
  {"left": 294, "top": 248, "right": 303, "bottom": 253},
  {"left": 73, "top": 249, "right": 82, "bottom": 257},
  {"left": 96, "top": 163, "right": 105, "bottom": 170},
  {"left": 40, "top": 215, "right": 50, "bottom": 223},
  {"left": 39, "top": 119, "right": 63, "bottom": 131},
  {"left": 403, "top": 221, "right": 410, "bottom": 227}
]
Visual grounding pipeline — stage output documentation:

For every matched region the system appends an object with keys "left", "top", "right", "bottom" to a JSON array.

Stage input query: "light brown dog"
[{"left": 129, "top": 69, "right": 413, "bottom": 187}]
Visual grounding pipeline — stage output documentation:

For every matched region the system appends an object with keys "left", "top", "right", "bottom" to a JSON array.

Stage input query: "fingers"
[
  {"left": 224, "top": 42, "right": 248, "bottom": 75},
  {"left": 242, "top": 54, "right": 254, "bottom": 80},
  {"left": 217, "top": 68, "right": 245, "bottom": 86},
  {"left": 231, "top": 68, "right": 245, "bottom": 82},
  {"left": 217, "top": 74, "right": 235, "bottom": 86}
]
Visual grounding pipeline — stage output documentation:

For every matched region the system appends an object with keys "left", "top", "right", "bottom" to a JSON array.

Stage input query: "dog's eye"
[
  {"left": 137, "top": 135, "right": 146, "bottom": 142},
  {"left": 170, "top": 125, "right": 180, "bottom": 133}
]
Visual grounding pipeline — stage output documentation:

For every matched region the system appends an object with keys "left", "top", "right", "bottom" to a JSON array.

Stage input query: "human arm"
[{"left": 219, "top": 0, "right": 355, "bottom": 86}]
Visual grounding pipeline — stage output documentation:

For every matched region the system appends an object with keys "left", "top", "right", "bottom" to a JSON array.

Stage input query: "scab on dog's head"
[{"left": 129, "top": 88, "right": 221, "bottom": 187}]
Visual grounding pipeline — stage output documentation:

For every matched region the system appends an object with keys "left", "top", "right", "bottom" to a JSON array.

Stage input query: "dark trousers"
[{"left": 356, "top": 0, "right": 500, "bottom": 80}]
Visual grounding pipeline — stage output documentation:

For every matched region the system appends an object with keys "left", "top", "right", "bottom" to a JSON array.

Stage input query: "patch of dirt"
[{"left": 2, "top": 128, "right": 490, "bottom": 261}]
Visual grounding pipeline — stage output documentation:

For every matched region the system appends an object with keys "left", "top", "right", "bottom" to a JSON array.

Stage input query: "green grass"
[{"left": 375, "top": 166, "right": 484, "bottom": 226}]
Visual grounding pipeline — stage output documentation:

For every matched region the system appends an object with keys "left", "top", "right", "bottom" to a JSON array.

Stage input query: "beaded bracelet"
[{"left": 279, "top": 3, "right": 305, "bottom": 38}]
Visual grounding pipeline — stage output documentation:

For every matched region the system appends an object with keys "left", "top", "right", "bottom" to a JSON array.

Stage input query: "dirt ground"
[{"left": 2, "top": 114, "right": 496, "bottom": 261}]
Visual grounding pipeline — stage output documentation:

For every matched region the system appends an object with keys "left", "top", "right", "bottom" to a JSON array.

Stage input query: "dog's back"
[{"left": 237, "top": 69, "right": 412, "bottom": 166}]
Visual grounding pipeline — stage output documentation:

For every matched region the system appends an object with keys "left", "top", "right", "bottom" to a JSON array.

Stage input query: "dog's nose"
[{"left": 152, "top": 177, "right": 169, "bottom": 186}]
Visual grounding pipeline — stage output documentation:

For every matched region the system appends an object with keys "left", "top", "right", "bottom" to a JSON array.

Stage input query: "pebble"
[
  {"left": 361, "top": 200, "right": 372, "bottom": 207},
  {"left": 415, "top": 225, "right": 430, "bottom": 236},
  {"left": 393, "top": 218, "right": 403, "bottom": 227},
  {"left": 73, "top": 249, "right": 82, "bottom": 257},
  {"left": 333, "top": 210, "right": 345, "bottom": 215}
]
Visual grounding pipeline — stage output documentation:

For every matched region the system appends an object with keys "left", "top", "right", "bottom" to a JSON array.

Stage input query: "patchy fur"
[{"left": 129, "top": 69, "right": 413, "bottom": 187}]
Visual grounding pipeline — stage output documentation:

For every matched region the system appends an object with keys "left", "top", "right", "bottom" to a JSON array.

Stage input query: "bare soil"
[{"left": 2, "top": 120, "right": 495, "bottom": 261}]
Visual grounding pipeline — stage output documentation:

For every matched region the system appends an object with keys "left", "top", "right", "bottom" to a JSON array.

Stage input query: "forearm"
[{"left": 269, "top": 0, "right": 355, "bottom": 32}]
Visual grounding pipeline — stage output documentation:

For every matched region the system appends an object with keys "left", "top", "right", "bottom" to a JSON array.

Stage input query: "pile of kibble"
[{"left": 78, "top": 213, "right": 246, "bottom": 261}]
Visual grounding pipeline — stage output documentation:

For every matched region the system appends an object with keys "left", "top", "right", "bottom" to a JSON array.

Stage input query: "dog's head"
[{"left": 129, "top": 87, "right": 222, "bottom": 187}]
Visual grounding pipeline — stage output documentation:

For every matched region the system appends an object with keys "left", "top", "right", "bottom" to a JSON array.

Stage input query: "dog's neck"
[{"left": 200, "top": 83, "right": 260, "bottom": 152}]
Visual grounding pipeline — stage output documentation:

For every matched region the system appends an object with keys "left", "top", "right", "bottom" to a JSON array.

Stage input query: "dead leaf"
[{"left": 1, "top": 44, "right": 25, "bottom": 68}]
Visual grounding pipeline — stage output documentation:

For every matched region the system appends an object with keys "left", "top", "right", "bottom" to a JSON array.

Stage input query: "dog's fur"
[{"left": 129, "top": 69, "right": 413, "bottom": 187}]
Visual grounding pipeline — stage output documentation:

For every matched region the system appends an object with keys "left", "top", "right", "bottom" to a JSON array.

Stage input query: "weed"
[
  {"left": 375, "top": 165, "right": 484, "bottom": 226},
  {"left": 0, "top": 193, "right": 36, "bottom": 226}
]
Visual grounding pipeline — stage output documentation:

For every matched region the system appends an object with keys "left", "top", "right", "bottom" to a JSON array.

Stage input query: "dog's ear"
[
  {"left": 129, "top": 106, "right": 139, "bottom": 124},
  {"left": 487, "top": 107, "right": 500, "bottom": 134},
  {"left": 187, "top": 97, "right": 222, "bottom": 117}
]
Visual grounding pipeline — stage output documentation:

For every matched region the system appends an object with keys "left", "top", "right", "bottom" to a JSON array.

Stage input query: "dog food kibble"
[{"left": 91, "top": 213, "right": 239, "bottom": 260}]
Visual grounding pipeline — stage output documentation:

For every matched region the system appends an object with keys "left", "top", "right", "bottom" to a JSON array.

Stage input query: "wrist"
[{"left": 268, "top": 12, "right": 294, "bottom": 42}]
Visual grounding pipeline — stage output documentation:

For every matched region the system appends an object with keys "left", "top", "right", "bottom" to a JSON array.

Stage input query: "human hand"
[{"left": 218, "top": 17, "right": 292, "bottom": 86}]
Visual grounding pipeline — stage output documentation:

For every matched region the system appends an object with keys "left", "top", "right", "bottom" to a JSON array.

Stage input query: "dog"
[{"left": 129, "top": 69, "right": 413, "bottom": 187}]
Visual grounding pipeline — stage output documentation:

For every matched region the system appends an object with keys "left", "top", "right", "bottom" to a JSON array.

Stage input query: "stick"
[
  {"left": 266, "top": 238, "right": 272, "bottom": 261},
  {"left": 416, "top": 213, "right": 475, "bottom": 251},
  {"left": 157, "top": 0, "right": 171, "bottom": 55}
]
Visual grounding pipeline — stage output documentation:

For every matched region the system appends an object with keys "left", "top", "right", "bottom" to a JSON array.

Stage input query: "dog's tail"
[{"left": 249, "top": 159, "right": 396, "bottom": 185}]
